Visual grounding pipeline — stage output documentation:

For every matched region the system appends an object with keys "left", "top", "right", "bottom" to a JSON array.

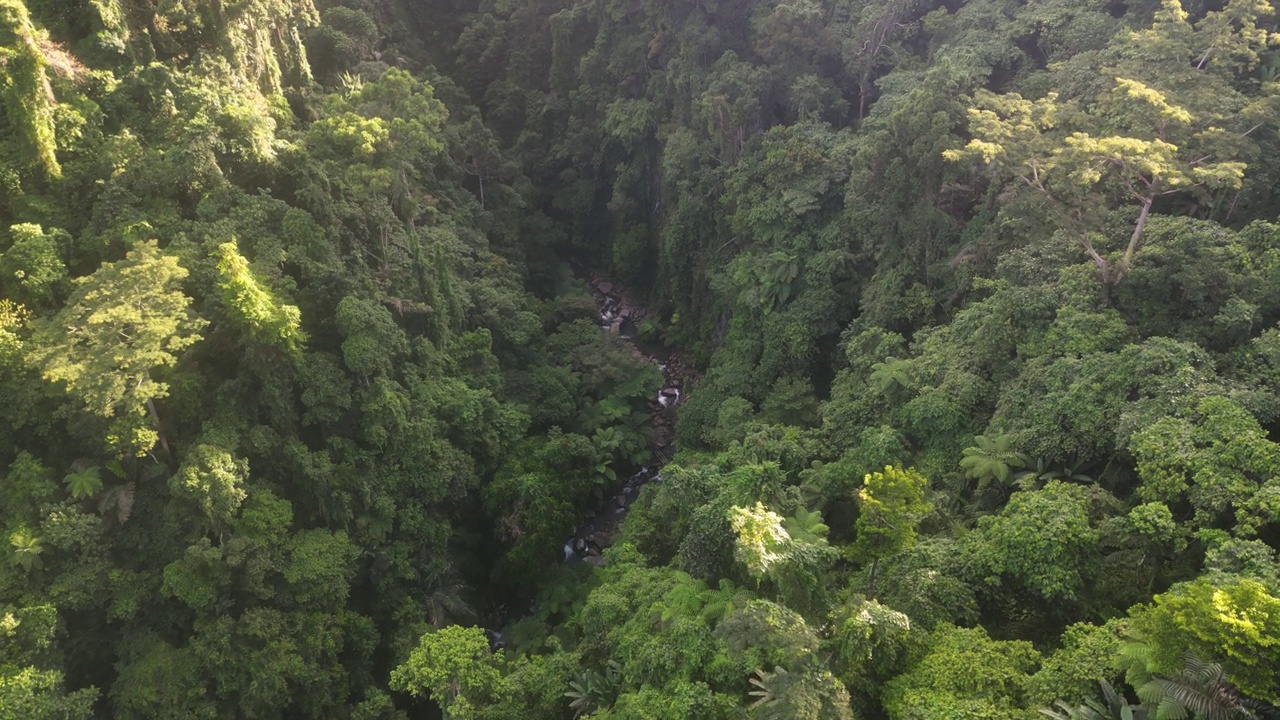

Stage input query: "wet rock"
[
  {"left": 485, "top": 629, "right": 505, "bottom": 652},
  {"left": 559, "top": 272, "right": 697, "bottom": 568}
]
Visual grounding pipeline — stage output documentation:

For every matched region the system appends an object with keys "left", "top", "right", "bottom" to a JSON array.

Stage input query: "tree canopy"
[{"left": 1, "top": 0, "right": 1280, "bottom": 717}]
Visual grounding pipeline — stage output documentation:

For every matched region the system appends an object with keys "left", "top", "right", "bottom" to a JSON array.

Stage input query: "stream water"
[{"left": 560, "top": 276, "right": 687, "bottom": 566}]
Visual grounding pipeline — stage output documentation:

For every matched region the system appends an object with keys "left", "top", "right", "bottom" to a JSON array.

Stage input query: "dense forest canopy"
[{"left": 1, "top": 0, "right": 1280, "bottom": 717}]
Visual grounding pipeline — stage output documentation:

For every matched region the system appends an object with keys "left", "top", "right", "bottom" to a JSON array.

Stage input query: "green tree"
[
  {"left": 0, "top": 0, "right": 60, "bottom": 180},
  {"left": 1130, "top": 396, "right": 1280, "bottom": 536},
  {"left": 28, "top": 239, "right": 206, "bottom": 454},
  {"left": 970, "top": 481, "right": 1100, "bottom": 604},
  {"left": 170, "top": 445, "right": 249, "bottom": 531},
  {"left": 390, "top": 626, "right": 507, "bottom": 720},
  {"left": 1127, "top": 578, "right": 1280, "bottom": 703},
  {"left": 213, "top": 240, "right": 304, "bottom": 354},
  {"left": 882, "top": 625, "right": 1041, "bottom": 720},
  {"left": 0, "top": 224, "right": 68, "bottom": 307},
  {"left": 0, "top": 606, "right": 97, "bottom": 719},
  {"left": 945, "top": 0, "right": 1277, "bottom": 285},
  {"left": 852, "top": 466, "right": 932, "bottom": 597}
]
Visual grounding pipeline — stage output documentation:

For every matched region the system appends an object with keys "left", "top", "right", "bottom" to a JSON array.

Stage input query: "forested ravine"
[
  {"left": 6, "top": 0, "right": 1280, "bottom": 717},
  {"left": 562, "top": 275, "right": 693, "bottom": 566}
]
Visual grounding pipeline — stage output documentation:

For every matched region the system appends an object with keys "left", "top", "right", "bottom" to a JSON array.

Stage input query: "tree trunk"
[
  {"left": 867, "top": 557, "right": 881, "bottom": 600},
  {"left": 1115, "top": 191, "right": 1155, "bottom": 284},
  {"left": 1078, "top": 235, "right": 1111, "bottom": 284},
  {"left": 146, "top": 397, "right": 170, "bottom": 456}
]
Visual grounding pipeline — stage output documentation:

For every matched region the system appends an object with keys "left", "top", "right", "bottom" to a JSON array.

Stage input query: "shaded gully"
[{"left": 561, "top": 275, "right": 694, "bottom": 566}]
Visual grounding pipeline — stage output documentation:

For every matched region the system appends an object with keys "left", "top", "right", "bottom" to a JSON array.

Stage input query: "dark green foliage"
[
  {"left": 1040, "top": 680, "right": 1147, "bottom": 720},
  {"left": 5, "top": 0, "right": 1280, "bottom": 717}
]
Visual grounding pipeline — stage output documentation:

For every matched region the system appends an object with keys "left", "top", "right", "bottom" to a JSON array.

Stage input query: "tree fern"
[
  {"left": 98, "top": 481, "right": 136, "bottom": 524},
  {"left": 960, "top": 434, "right": 1028, "bottom": 485},
  {"left": 63, "top": 465, "right": 103, "bottom": 499},
  {"left": 784, "top": 508, "right": 830, "bottom": 545},
  {"left": 749, "top": 667, "right": 789, "bottom": 708},
  {"left": 1041, "top": 680, "right": 1148, "bottom": 720},
  {"left": 9, "top": 529, "right": 44, "bottom": 571},
  {"left": 565, "top": 660, "right": 621, "bottom": 717},
  {"left": 869, "top": 357, "right": 912, "bottom": 397},
  {"left": 1132, "top": 652, "right": 1253, "bottom": 720}
]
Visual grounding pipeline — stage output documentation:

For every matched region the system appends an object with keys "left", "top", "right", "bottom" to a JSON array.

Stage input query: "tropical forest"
[{"left": 2, "top": 0, "right": 1280, "bottom": 717}]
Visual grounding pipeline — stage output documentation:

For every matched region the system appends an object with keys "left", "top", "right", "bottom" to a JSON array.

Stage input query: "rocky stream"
[{"left": 560, "top": 274, "right": 695, "bottom": 567}]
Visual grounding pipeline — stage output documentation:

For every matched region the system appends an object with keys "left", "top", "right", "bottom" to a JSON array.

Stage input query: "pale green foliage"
[
  {"left": 852, "top": 466, "right": 931, "bottom": 565},
  {"left": 1128, "top": 579, "right": 1280, "bottom": 702},
  {"left": 731, "top": 502, "right": 791, "bottom": 576},
  {"left": 390, "top": 626, "right": 507, "bottom": 720},
  {"left": 882, "top": 625, "right": 1041, "bottom": 720},
  {"left": 945, "top": 0, "right": 1276, "bottom": 283},
  {"left": 0, "top": 299, "right": 25, "bottom": 367},
  {"left": 28, "top": 239, "right": 206, "bottom": 453},
  {"left": 8, "top": 528, "right": 42, "bottom": 571},
  {"left": 170, "top": 444, "right": 249, "bottom": 528},
  {"left": 0, "top": 0, "right": 60, "bottom": 179},
  {"left": 0, "top": 224, "right": 68, "bottom": 306},
  {"left": 213, "top": 240, "right": 304, "bottom": 353}
]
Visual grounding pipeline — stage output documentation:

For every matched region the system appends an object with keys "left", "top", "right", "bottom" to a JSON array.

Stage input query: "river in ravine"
[
  {"left": 484, "top": 274, "right": 693, "bottom": 651},
  {"left": 560, "top": 274, "right": 693, "bottom": 566}
]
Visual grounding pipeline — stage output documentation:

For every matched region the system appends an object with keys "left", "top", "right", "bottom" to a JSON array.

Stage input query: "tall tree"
[
  {"left": 28, "top": 238, "right": 206, "bottom": 455},
  {"left": 945, "top": 0, "right": 1278, "bottom": 285},
  {"left": 852, "top": 465, "right": 931, "bottom": 598}
]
